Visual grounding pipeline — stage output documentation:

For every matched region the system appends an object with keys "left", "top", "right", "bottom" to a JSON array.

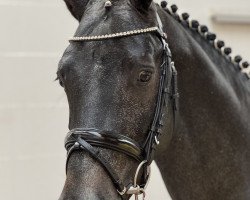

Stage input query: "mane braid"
[{"left": 160, "top": 1, "right": 250, "bottom": 80}]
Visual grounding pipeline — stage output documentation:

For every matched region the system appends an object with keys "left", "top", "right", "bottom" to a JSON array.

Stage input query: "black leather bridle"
[{"left": 64, "top": 13, "right": 178, "bottom": 200}]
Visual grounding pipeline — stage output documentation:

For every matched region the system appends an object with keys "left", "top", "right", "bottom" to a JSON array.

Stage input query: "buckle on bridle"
[
  {"left": 126, "top": 185, "right": 146, "bottom": 200},
  {"left": 154, "top": 135, "right": 160, "bottom": 145},
  {"left": 117, "top": 186, "right": 127, "bottom": 196}
]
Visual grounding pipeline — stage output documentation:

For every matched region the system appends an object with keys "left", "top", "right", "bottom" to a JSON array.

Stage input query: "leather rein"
[{"left": 64, "top": 13, "right": 178, "bottom": 200}]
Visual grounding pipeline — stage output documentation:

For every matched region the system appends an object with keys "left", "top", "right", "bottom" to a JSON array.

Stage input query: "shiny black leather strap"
[
  {"left": 65, "top": 129, "right": 143, "bottom": 161},
  {"left": 66, "top": 134, "right": 127, "bottom": 196}
]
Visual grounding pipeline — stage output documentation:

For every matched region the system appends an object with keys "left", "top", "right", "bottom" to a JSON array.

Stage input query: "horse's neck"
[
  {"left": 155, "top": 7, "right": 250, "bottom": 200},
  {"left": 157, "top": 7, "right": 250, "bottom": 137}
]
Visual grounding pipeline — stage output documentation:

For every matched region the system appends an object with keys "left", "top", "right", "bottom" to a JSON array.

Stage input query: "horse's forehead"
[
  {"left": 62, "top": 3, "right": 159, "bottom": 69},
  {"left": 76, "top": 2, "right": 154, "bottom": 37},
  {"left": 66, "top": 38, "right": 155, "bottom": 65}
]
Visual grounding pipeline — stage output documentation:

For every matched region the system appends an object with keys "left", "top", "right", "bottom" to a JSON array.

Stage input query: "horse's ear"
[
  {"left": 64, "top": 0, "right": 89, "bottom": 21},
  {"left": 131, "top": 0, "right": 153, "bottom": 11}
]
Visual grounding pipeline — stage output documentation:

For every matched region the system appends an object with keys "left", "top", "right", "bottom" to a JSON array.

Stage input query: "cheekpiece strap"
[{"left": 138, "top": 12, "right": 176, "bottom": 191}]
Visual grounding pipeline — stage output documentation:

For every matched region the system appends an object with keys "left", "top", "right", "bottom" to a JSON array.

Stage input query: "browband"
[{"left": 69, "top": 27, "right": 162, "bottom": 41}]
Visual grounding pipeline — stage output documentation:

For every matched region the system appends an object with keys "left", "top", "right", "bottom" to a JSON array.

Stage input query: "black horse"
[{"left": 57, "top": 0, "right": 250, "bottom": 200}]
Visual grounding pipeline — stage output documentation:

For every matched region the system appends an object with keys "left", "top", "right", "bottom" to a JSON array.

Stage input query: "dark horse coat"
[{"left": 57, "top": 0, "right": 250, "bottom": 199}]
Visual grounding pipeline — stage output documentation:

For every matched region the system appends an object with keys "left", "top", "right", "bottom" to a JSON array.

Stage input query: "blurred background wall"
[{"left": 0, "top": 0, "right": 249, "bottom": 199}]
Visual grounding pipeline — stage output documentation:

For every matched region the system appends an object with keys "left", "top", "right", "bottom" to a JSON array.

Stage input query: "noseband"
[{"left": 64, "top": 13, "right": 178, "bottom": 200}]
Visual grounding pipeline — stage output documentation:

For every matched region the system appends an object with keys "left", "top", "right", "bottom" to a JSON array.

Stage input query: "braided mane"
[{"left": 159, "top": 1, "right": 250, "bottom": 80}]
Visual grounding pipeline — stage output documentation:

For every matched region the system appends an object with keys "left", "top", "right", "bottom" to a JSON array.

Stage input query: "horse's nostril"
[
  {"left": 56, "top": 70, "right": 66, "bottom": 87},
  {"left": 59, "top": 79, "right": 64, "bottom": 87}
]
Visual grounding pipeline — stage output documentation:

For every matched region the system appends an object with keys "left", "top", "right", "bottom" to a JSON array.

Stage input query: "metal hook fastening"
[
  {"left": 154, "top": 135, "right": 160, "bottom": 145},
  {"left": 104, "top": 0, "right": 112, "bottom": 8}
]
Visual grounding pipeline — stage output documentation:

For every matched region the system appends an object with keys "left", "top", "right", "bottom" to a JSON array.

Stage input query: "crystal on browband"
[{"left": 69, "top": 27, "right": 158, "bottom": 41}]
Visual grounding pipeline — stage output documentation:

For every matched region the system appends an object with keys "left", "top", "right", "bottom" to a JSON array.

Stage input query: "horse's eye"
[{"left": 138, "top": 71, "right": 152, "bottom": 82}]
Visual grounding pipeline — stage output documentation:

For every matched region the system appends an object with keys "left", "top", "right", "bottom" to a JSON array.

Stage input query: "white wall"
[{"left": 0, "top": 0, "right": 249, "bottom": 200}]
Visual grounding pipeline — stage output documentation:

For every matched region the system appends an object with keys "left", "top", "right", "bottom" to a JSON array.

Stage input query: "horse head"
[{"left": 57, "top": 0, "right": 175, "bottom": 199}]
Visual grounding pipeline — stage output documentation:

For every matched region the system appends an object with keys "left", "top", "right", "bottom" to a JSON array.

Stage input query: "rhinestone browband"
[{"left": 69, "top": 27, "right": 158, "bottom": 41}]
